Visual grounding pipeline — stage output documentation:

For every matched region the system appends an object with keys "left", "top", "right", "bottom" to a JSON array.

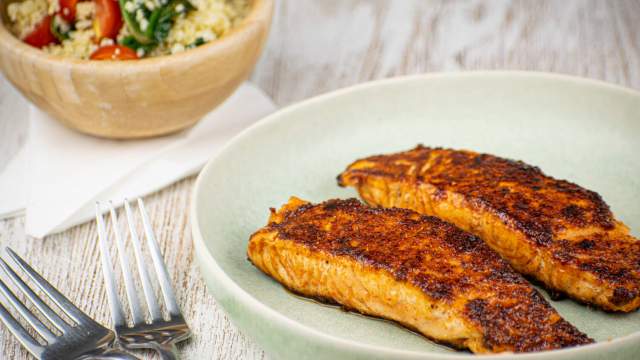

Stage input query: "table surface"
[{"left": 1, "top": 1, "right": 639, "bottom": 359}]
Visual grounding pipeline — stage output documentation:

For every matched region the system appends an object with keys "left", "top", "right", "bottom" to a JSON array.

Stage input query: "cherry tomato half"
[
  {"left": 94, "top": 0, "right": 123, "bottom": 42},
  {"left": 90, "top": 45, "right": 138, "bottom": 60},
  {"left": 59, "top": 0, "right": 79, "bottom": 23},
  {"left": 23, "top": 15, "right": 58, "bottom": 49}
]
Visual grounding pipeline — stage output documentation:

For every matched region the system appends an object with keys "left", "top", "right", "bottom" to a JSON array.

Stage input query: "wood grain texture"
[{"left": 1, "top": 0, "right": 639, "bottom": 359}]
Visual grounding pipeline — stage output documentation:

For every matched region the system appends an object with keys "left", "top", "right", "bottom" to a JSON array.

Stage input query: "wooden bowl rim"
[{"left": 0, "top": 0, "right": 272, "bottom": 69}]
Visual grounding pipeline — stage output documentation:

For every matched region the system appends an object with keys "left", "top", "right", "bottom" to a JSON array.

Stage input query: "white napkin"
[
  {"left": 0, "top": 75, "right": 29, "bottom": 217},
  {"left": 0, "top": 83, "right": 275, "bottom": 238},
  {"left": 0, "top": 145, "right": 28, "bottom": 218}
]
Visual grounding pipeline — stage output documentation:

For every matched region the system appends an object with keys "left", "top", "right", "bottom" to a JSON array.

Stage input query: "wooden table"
[{"left": 1, "top": 1, "right": 639, "bottom": 358}]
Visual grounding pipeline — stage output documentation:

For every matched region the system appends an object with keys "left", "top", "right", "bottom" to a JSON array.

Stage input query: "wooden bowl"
[{"left": 0, "top": 0, "right": 273, "bottom": 139}]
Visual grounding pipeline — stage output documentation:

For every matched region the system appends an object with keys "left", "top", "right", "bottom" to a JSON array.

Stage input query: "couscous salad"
[{"left": 6, "top": 0, "right": 248, "bottom": 60}]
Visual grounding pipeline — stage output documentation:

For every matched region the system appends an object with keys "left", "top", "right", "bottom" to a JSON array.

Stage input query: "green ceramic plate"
[{"left": 191, "top": 72, "right": 640, "bottom": 359}]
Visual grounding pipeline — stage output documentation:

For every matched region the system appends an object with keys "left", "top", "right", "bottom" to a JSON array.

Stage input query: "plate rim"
[{"left": 191, "top": 71, "right": 640, "bottom": 359}]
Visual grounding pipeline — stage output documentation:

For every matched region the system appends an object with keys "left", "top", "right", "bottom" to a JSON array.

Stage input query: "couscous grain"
[{"left": 6, "top": 0, "right": 249, "bottom": 60}]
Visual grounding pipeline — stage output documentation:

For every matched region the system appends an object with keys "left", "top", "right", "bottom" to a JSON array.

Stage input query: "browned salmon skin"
[
  {"left": 247, "top": 197, "right": 593, "bottom": 353},
  {"left": 338, "top": 145, "right": 640, "bottom": 312}
]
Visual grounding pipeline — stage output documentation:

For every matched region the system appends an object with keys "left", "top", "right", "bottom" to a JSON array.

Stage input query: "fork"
[
  {"left": 0, "top": 247, "right": 138, "bottom": 360},
  {"left": 95, "top": 198, "right": 191, "bottom": 360}
]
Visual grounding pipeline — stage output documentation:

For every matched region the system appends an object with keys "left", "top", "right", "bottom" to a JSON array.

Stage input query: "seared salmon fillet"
[
  {"left": 247, "top": 197, "right": 593, "bottom": 353},
  {"left": 338, "top": 145, "right": 640, "bottom": 312}
]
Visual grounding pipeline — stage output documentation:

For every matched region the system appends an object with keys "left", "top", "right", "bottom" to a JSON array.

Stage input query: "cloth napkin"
[{"left": 0, "top": 82, "right": 276, "bottom": 238}]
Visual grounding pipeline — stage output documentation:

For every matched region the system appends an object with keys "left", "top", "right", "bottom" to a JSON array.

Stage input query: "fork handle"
[
  {"left": 79, "top": 348, "right": 140, "bottom": 360},
  {"left": 152, "top": 342, "right": 180, "bottom": 360}
]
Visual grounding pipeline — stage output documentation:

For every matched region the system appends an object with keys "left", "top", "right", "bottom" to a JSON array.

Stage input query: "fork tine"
[
  {"left": 96, "top": 203, "right": 127, "bottom": 328},
  {"left": 0, "top": 256, "right": 69, "bottom": 333},
  {"left": 4, "top": 248, "right": 93, "bottom": 325},
  {"left": 108, "top": 202, "right": 145, "bottom": 325},
  {"left": 0, "top": 302, "right": 44, "bottom": 357},
  {"left": 137, "top": 198, "right": 181, "bottom": 316},
  {"left": 0, "top": 270, "right": 56, "bottom": 342},
  {"left": 124, "top": 199, "right": 162, "bottom": 322}
]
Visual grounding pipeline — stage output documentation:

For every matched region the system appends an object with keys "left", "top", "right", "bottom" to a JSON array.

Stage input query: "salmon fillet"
[
  {"left": 338, "top": 145, "right": 640, "bottom": 312},
  {"left": 247, "top": 197, "right": 593, "bottom": 353}
]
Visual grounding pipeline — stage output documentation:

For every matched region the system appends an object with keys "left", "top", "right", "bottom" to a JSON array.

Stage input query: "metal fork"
[
  {"left": 95, "top": 198, "right": 191, "bottom": 360},
  {"left": 0, "top": 247, "right": 138, "bottom": 360}
]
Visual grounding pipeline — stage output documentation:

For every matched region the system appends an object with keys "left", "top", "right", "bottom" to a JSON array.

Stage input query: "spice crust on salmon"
[
  {"left": 338, "top": 145, "right": 640, "bottom": 312},
  {"left": 247, "top": 197, "right": 593, "bottom": 353}
]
